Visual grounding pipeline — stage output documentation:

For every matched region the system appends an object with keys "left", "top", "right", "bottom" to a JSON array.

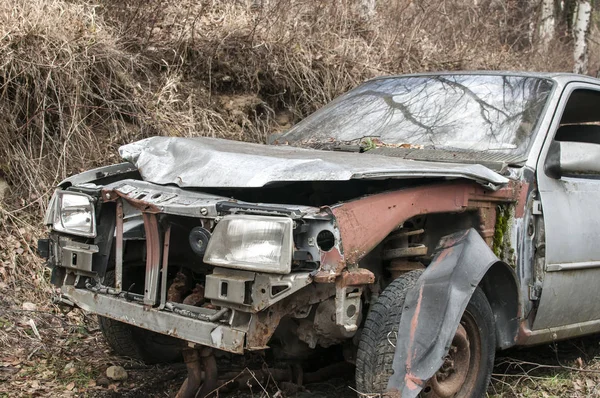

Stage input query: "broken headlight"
[
  {"left": 203, "top": 215, "right": 293, "bottom": 274},
  {"left": 46, "top": 191, "right": 96, "bottom": 238}
]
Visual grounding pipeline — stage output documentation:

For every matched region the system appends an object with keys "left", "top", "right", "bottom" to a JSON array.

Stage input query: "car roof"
[{"left": 366, "top": 70, "right": 600, "bottom": 86}]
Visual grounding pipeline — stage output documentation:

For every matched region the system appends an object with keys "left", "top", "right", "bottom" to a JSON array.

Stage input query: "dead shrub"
[
  {"left": 0, "top": 0, "right": 149, "bottom": 217},
  {"left": 0, "top": 0, "right": 590, "bottom": 224}
]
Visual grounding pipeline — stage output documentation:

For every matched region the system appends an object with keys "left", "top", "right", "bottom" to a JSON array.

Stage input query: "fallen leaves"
[{"left": 22, "top": 302, "right": 37, "bottom": 312}]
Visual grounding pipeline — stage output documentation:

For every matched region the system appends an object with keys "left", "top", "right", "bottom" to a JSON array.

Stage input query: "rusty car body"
[{"left": 39, "top": 72, "right": 600, "bottom": 397}]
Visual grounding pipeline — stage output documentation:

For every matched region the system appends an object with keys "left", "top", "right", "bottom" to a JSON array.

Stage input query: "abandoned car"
[{"left": 39, "top": 72, "right": 600, "bottom": 397}]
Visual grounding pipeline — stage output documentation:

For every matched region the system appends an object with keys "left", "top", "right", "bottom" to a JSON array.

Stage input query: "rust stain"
[
  {"left": 143, "top": 213, "right": 161, "bottom": 277},
  {"left": 167, "top": 272, "right": 191, "bottom": 303},
  {"left": 102, "top": 188, "right": 161, "bottom": 213},
  {"left": 142, "top": 213, "right": 161, "bottom": 306},
  {"left": 428, "top": 246, "right": 453, "bottom": 271},
  {"left": 338, "top": 268, "right": 375, "bottom": 286},
  {"left": 319, "top": 247, "right": 345, "bottom": 274},
  {"left": 514, "top": 182, "right": 530, "bottom": 218},
  {"left": 405, "top": 373, "right": 424, "bottom": 391},
  {"left": 476, "top": 206, "right": 497, "bottom": 246},
  {"left": 332, "top": 181, "right": 522, "bottom": 266},
  {"left": 101, "top": 188, "right": 117, "bottom": 202},
  {"left": 312, "top": 271, "right": 337, "bottom": 284},
  {"left": 515, "top": 318, "right": 533, "bottom": 345},
  {"left": 115, "top": 199, "right": 124, "bottom": 291}
]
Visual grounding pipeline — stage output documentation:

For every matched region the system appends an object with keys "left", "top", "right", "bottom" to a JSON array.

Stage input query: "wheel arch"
[
  {"left": 386, "top": 228, "right": 515, "bottom": 398},
  {"left": 479, "top": 261, "right": 521, "bottom": 350}
]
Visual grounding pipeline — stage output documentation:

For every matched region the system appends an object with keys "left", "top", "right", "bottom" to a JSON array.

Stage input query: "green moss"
[
  {"left": 0, "top": 317, "right": 11, "bottom": 328},
  {"left": 492, "top": 204, "right": 511, "bottom": 260},
  {"left": 362, "top": 137, "right": 377, "bottom": 151}
]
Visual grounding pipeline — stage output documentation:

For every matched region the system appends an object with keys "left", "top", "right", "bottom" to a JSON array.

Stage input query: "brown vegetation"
[
  {"left": 2, "top": 0, "right": 594, "bottom": 216},
  {"left": 2, "top": 0, "right": 600, "bottom": 396}
]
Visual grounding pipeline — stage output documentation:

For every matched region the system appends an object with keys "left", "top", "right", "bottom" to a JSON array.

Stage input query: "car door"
[{"left": 533, "top": 82, "right": 600, "bottom": 331}]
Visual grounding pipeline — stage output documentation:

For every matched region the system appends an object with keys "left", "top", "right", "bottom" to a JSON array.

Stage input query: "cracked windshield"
[{"left": 279, "top": 75, "right": 553, "bottom": 157}]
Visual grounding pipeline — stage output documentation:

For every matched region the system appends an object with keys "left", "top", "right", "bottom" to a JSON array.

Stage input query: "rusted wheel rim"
[{"left": 421, "top": 311, "right": 481, "bottom": 398}]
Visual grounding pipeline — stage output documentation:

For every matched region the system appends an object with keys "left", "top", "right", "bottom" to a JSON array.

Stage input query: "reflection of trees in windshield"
[{"left": 280, "top": 75, "right": 553, "bottom": 155}]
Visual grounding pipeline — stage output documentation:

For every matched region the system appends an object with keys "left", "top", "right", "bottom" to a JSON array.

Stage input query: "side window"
[
  {"left": 555, "top": 89, "right": 600, "bottom": 144},
  {"left": 545, "top": 88, "right": 600, "bottom": 179}
]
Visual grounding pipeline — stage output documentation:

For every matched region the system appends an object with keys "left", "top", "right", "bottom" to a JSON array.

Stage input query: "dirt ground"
[
  {"left": 1, "top": 222, "right": 599, "bottom": 398},
  {"left": 3, "top": 281, "right": 600, "bottom": 398}
]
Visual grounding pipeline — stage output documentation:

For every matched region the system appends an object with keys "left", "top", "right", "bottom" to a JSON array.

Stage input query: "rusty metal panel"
[
  {"left": 102, "top": 179, "right": 314, "bottom": 219},
  {"left": 114, "top": 200, "right": 124, "bottom": 291},
  {"left": 519, "top": 317, "right": 600, "bottom": 346},
  {"left": 62, "top": 285, "right": 246, "bottom": 354},
  {"left": 325, "top": 180, "right": 520, "bottom": 270},
  {"left": 331, "top": 182, "right": 472, "bottom": 265},
  {"left": 142, "top": 213, "right": 161, "bottom": 306},
  {"left": 158, "top": 225, "right": 171, "bottom": 310}
]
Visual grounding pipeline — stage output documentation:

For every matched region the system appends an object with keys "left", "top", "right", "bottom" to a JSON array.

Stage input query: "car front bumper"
[{"left": 61, "top": 284, "right": 247, "bottom": 354}]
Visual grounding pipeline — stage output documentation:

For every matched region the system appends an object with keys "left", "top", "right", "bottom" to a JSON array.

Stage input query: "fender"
[{"left": 386, "top": 228, "right": 518, "bottom": 397}]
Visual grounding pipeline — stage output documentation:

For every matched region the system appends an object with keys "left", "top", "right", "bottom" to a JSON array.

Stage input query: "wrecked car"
[{"left": 38, "top": 72, "right": 600, "bottom": 397}]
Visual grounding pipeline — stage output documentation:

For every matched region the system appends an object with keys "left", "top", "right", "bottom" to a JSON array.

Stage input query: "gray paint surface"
[{"left": 119, "top": 136, "right": 508, "bottom": 188}]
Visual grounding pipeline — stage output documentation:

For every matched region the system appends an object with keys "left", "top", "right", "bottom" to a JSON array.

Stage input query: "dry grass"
[
  {"left": 0, "top": 0, "right": 593, "bottom": 218},
  {"left": 0, "top": 0, "right": 148, "bottom": 220}
]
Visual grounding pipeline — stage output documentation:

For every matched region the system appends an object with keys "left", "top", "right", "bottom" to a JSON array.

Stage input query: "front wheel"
[
  {"left": 98, "top": 316, "right": 183, "bottom": 364},
  {"left": 98, "top": 269, "right": 183, "bottom": 364},
  {"left": 356, "top": 274, "right": 495, "bottom": 397}
]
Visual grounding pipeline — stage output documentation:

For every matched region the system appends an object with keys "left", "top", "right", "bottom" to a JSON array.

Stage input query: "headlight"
[
  {"left": 47, "top": 191, "right": 96, "bottom": 238},
  {"left": 204, "top": 215, "right": 293, "bottom": 274}
]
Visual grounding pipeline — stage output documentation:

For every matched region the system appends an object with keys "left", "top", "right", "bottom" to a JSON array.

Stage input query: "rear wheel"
[{"left": 356, "top": 272, "right": 495, "bottom": 397}]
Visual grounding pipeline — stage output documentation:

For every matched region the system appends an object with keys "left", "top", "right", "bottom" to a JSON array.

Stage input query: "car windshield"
[{"left": 278, "top": 74, "right": 554, "bottom": 156}]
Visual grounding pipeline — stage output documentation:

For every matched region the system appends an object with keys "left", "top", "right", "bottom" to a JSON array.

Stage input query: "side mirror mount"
[{"left": 545, "top": 140, "right": 600, "bottom": 179}]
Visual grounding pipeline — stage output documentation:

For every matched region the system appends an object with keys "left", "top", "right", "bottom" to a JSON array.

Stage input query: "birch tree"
[
  {"left": 573, "top": 0, "right": 592, "bottom": 74},
  {"left": 539, "top": 0, "right": 556, "bottom": 51}
]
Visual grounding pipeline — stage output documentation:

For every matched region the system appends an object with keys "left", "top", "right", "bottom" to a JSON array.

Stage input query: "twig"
[
  {"left": 247, "top": 368, "right": 271, "bottom": 397},
  {"left": 349, "top": 385, "right": 380, "bottom": 397},
  {"left": 27, "top": 319, "right": 41, "bottom": 340},
  {"left": 553, "top": 342, "right": 600, "bottom": 374}
]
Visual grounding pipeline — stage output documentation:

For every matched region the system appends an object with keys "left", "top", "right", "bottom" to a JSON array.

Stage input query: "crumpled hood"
[{"left": 119, "top": 136, "right": 509, "bottom": 188}]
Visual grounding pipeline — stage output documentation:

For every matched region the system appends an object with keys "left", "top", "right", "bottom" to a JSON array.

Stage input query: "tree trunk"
[
  {"left": 573, "top": 0, "right": 591, "bottom": 74},
  {"left": 539, "top": 0, "right": 556, "bottom": 51}
]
